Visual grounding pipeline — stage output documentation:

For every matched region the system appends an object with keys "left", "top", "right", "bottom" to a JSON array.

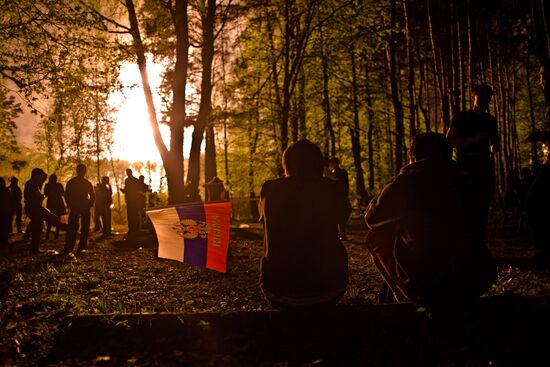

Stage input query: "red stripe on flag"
[{"left": 204, "top": 202, "right": 231, "bottom": 272}]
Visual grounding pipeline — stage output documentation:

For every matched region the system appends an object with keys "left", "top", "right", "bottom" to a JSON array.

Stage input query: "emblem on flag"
[{"left": 146, "top": 201, "right": 231, "bottom": 273}]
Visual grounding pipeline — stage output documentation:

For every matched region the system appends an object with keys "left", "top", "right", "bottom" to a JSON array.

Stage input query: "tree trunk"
[
  {"left": 186, "top": 0, "right": 216, "bottom": 199},
  {"left": 389, "top": 0, "right": 405, "bottom": 172}
]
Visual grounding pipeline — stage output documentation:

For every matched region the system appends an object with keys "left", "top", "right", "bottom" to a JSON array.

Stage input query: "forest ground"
[{"left": 0, "top": 215, "right": 549, "bottom": 366}]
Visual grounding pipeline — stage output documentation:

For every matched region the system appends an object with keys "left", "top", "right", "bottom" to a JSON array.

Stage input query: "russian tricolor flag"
[{"left": 146, "top": 201, "right": 231, "bottom": 273}]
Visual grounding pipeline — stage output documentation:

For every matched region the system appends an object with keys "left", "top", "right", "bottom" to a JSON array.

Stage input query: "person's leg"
[
  {"left": 15, "top": 204, "right": 22, "bottom": 233},
  {"left": 29, "top": 216, "right": 43, "bottom": 254},
  {"left": 78, "top": 209, "right": 91, "bottom": 251},
  {"left": 64, "top": 210, "right": 79, "bottom": 253}
]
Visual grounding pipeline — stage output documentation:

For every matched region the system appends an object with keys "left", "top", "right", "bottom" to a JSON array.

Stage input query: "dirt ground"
[{"left": 0, "top": 219, "right": 549, "bottom": 366}]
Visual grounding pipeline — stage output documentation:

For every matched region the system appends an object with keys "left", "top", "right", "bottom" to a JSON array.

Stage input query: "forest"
[{"left": 2, "top": 0, "right": 550, "bottom": 209}]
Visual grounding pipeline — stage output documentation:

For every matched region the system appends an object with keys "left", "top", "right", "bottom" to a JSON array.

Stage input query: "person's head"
[
  {"left": 76, "top": 163, "right": 87, "bottom": 177},
  {"left": 472, "top": 84, "right": 493, "bottom": 111},
  {"left": 282, "top": 139, "right": 324, "bottom": 178},
  {"left": 101, "top": 176, "right": 110, "bottom": 185},
  {"left": 126, "top": 168, "right": 133, "bottom": 177},
  {"left": 48, "top": 174, "right": 57, "bottom": 183},
  {"left": 139, "top": 175, "right": 145, "bottom": 182},
  {"left": 31, "top": 168, "right": 47, "bottom": 185},
  {"left": 409, "top": 133, "right": 452, "bottom": 163},
  {"left": 0, "top": 177, "right": 6, "bottom": 190},
  {"left": 10, "top": 176, "right": 18, "bottom": 185},
  {"left": 328, "top": 157, "right": 340, "bottom": 171}
]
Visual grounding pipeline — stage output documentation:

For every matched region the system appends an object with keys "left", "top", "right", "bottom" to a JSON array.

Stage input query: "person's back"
[
  {"left": 365, "top": 133, "right": 494, "bottom": 305},
  {"left": 259, "top": 139, "right": 348, "bottom": 310},
  {"left": 66, "top": 176, "right": 94, "bottom": 209}
]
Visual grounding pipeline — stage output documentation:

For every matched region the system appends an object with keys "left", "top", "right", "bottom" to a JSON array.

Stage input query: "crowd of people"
[
  {"left": 0, "top": 164, "right": 152, "bottom": 255},
  {"left": 1, "top": 82, "right": 549, "bottom": 316},
  {"left": 258, "top": 83, "right": 550, "bottom": 313}
]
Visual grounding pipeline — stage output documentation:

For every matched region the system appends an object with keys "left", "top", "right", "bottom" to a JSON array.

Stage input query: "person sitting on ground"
[
  {"left": 258, "top": 139, "right": 349, "bottom": 310},
  {"left": 364, "top": 132, "right": 495, "bottom": 307}
]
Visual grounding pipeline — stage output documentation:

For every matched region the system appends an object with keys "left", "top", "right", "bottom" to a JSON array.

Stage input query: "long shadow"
[{"left": 46, "top": 294, "right": 550, "bottom": 366}]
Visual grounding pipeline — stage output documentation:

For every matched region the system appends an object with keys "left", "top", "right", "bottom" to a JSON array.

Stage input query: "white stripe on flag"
[{"left": 146, "top": 207, "right": 185, "bottom": 262}]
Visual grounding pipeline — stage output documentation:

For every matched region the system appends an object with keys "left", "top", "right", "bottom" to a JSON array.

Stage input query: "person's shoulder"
[{"left": 260, "top": 177, "right": 284, "bottom": 194}]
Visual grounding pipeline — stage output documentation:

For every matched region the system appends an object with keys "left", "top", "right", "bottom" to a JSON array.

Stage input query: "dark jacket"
[
  {"left": 65, "top": 177, "right": 95, "bottom": 210},
  {"left": 365, "top": 158, "right": 476, "bottom": 300},
  {"left": 259, "top": 176, "right": 349, "bottom": 298}
]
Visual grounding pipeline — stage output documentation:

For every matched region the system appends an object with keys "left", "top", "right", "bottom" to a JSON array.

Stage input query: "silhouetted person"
[
  {"left": 446, "top": 84, "right": 500, "bottom": 248},
  {"left": 329, "top": 157, "right": 352, "bottom": 241},
  {"left": 365, "top": 133, "right": 495, "bottom": 307},
  {"left": 259, "top": 139, "right": 349, "bottom": 310},
  {"left": 204, "top": 176, "right": 226, "bottom": 202},
  {"left": 121, "top": 168, "right": 141, "bottom": 237},
  {"left": 0, "top": 178, "right": 14, "bottom": 247},
  {"left": 137, "top": 175, "right": 149, "bottom": 228},
  {"left": 8, "top": 177, "right": 22, "bottom": 233},
  {"left": 64, "top": 164, "right": 95, "bottom": 253},
  {"left": 25, "top": 168, "right": 66, "bottom": 255},
  {"left": 94, "top": 176, "right": 112, "bottom": 236},
  {"left": 525, "top": 154, "right": 550, "bottom": 264},
  {"left": 44, "top": 174, "right": 67, "bottom": 240}
]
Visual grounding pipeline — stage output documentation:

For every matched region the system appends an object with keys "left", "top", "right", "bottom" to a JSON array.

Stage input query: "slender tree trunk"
[
  {"left": 319, "top": 15, "right": 335, "bottom": 157},
  {"left": 363, "top": 55, "right": 375, "bottom": 193},
  {"left": 403, "top": 0, "right": 416, "bottom": 140},
  {"left": 389, "top": 0, "right": 405, "bottom": 172},
  {"left": 187, "top": 0, "right": 216, "bottom": 198}
]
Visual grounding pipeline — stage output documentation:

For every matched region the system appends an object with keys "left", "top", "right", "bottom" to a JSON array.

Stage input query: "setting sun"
[{"left": 110, "top": 59, "right": 192, "bottom": 164}]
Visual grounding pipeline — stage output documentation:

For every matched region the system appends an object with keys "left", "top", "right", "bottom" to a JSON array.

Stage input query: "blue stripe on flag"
[{"left": 176, "top": 205, "right": 208, "bottom": 266}]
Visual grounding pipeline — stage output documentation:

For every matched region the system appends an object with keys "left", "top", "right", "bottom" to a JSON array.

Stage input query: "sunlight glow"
[{"left": 110, "top": 59, "right": 193, "bottom": 164}]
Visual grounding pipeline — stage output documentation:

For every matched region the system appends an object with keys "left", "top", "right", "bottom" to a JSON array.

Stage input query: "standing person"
[
  {"left": 44, "top": 174, "right": 67, "bottom": 240},
  {"left": 93, "top": 182, "right": 103, "bottom": 232},
  {"left": 259, "top": 139, "right": 349, "bottom": 310},
  {"left": 94, "top": 176, "right": 113, "bottom": 236},
  {"left": 137, "top": 175, "right": 149, "bottom": 228},
  {"left": 8, "top": 177, "right": 22, "bottom": 234},
  {"left": 446, "top": 83, "right": 500, "bottom": 248},
  {"left": 64, "top": 164, "right": 95, "bottom": 253},
  {"left": 24, "top": 168, "right": 66, "bottom": 255},
  {"left": 121, "top": 169, "right": 140, "bottom": 237},
  {"left": 365, "top": 133, "right": 495, "bottom": 306},
  {"left": 0, "top": 178, "right": 14, "bottom": 247},
  {"left": 204, "top": 176, "right": 226, "bottom": 202},
  {"left": 329, "top": 157, "right": 352, "bottom": 241}
]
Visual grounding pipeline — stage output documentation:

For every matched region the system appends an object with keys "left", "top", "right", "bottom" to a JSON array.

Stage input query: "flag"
[{"left": 146, "top": 201, "right": 231, "bottom": 273}]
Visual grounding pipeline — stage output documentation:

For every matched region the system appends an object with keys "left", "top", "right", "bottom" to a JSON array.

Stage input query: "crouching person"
[
  {"left": 259, "top": 139, "right": 349, "bottom": 310},
  {"left": 364, "top": 133, "right": 495, "bottom": 308}
]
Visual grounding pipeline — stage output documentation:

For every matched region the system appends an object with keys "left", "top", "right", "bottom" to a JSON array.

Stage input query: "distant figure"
[
  {"left": 94, "top": 176, "right": 113, "bottom": 236},
  {"left": 204, "top": 176, "right": 226, "bottom": 202},
  {"left": 8, "top": 177, "right": 22, "bottom": 233},
  {"left": 0, "top": 178, "right": 14, "bottom": 247},
  {"left": 323, "top": 156, "right": 336, "bottom": 180},
  {"left": 446, "top": 84, "right": 500, "bottom": 248},
  {"left": 44, "top": 174, "right": 67, "bottom": 240},
  {"left": 525, "top": 155, "right": 550, "bottom": 264},
  {"left": 329, "top": 157, "right": 352, "bottom": 241},
  {"left": 517, "top": 167, "right": 533, "bottom": 232},
  {"left": 137, "top": 175, "right": 150, "bottom": 228},
  {"left": 64, "top": 164, "right": 95, "bottom": 253},
  {"left": 259, "top": 139, "right": 349, "bottom": 310},
  {"left": 24, "top": 168, "right": 66, "bottom": 255},
  {"left": 365, "top": 133, "right": 495, "bottom": 306},
  {"left": 121, "top": 169, "right": 141, "bottom": 237}
]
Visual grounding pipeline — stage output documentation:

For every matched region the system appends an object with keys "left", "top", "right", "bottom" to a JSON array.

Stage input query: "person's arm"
[
  {"left": 446, "top": 126, "right": 491, "bottom": 148},
  {"left": 88, "top": 182, "right": 96, "bottom": 208},
  {"left": 489, "top": 119, "right": 501, "bottom": 154},
  {"left": 364, "top": 178, "right": 402, "bottom": 231}
]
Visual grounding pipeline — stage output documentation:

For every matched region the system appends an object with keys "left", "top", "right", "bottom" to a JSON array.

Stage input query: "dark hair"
[
  {"left": 76, "top": 163, "right": 87, "bottom": 176},
  {"left": 282, "top": 139, "right": 324, "bottom": 177},
  {"left": 473, "top": 83, "right": 493, "bottom": 99},
  {"left": 48, "top": 174, "right": 57, "bottom": 183},
  {"left": 410, "top": 133, "right": 452, "bottom": 160},
  {"left": 31, "top": 168, "right": 46, "bottom": 179}
]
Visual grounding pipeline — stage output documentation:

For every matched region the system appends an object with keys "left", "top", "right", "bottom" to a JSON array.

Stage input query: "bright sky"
[{"left": 110, "top": 59, "right": 194, "bottom": 164}]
